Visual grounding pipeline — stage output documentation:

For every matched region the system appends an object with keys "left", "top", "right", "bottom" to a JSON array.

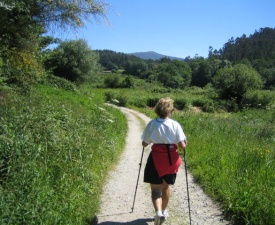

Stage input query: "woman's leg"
[
  {"left": 161, "top": 181, "right": 171, "bottom": 211},
  {"left": 150, "top": 181, "right": 171, "bottom": 212},
  {"left": 150, "top": 184, "right": 163, "bottom": 211}
]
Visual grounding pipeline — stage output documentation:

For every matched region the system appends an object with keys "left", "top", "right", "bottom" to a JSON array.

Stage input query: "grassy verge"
[
  {"left": 173, "top": 110, "right": 275, "bottom": 225},
  {"left": 0, "top": 85, "right": 127, "bottom": 224}
]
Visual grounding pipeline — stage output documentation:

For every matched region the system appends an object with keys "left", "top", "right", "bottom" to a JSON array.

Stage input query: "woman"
[{"left": 141, "top": 97, "right": 187, "bottom": 225}]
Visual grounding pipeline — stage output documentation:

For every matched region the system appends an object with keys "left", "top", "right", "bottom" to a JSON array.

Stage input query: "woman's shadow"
[
  {"left": 98, "top": 218, "right": 153, "bottom": 224},
  {"left": 87, "top": 216, "right": 153, "bottom": 225}
]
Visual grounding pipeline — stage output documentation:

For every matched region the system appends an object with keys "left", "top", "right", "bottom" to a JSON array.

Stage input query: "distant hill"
[{"left": 129, "top": 51, "right": 184, "bottom": 60}]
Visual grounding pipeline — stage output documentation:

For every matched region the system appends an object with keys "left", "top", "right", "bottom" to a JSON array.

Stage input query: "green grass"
[
  {"left": 0, "top": 85, "right": 127, "bottom": 224},
  {"left": 173, "top": 110, "right": 275, "bottom": 225},
  {"left": 1, "top": 84, "right": 274, "bottom": 225}
]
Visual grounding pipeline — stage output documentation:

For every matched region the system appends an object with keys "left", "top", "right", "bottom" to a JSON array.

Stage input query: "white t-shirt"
[{"left": 141, "top": 118, "right": 187, "bottom": 144}]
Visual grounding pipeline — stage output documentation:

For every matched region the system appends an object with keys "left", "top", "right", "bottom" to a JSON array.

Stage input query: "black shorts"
[{"left": 144, "top": 152, "right": 177, "bottom": 185}]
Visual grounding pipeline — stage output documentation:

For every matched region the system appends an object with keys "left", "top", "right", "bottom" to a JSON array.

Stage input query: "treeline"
[
  {"left": 95, "top": 28, "right": 275, "bottom": 91},
  {"left": 93, "top": 28, "right": 275, "bottom": 110},
  {"left": 212, "top": 27, "right": 275, "bottom": 62},
  {"left": 0, "top": 0, "right": 274, "bottom": 111}
]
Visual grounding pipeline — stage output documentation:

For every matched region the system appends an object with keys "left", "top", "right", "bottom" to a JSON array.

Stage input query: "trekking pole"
[
  {"left": 184, "top": 149, "right": 192, "bottom": 225},
  {"left": 131, "top": 147, "right": 145, "bottom": 213}
]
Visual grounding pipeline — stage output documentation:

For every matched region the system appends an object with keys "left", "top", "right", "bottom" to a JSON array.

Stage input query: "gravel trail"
[{"left": 96, "top": 106, "right": 231, "bottom": 225}]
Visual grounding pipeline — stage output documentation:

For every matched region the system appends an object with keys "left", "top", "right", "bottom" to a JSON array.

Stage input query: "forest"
[{"left": 0, "top": 1, "right": 275, "bottom": 225}]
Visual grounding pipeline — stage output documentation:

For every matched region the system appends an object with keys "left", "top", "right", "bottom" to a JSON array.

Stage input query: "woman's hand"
[
  {"left": 142, "top": 141, "right": 149, "bottom": 147},
  {"left": 178, "top": 140, "right": 187, "bottom": 150}
]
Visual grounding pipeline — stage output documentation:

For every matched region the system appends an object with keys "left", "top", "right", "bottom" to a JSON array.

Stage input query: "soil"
[{"left": 95, "top": 105, "right": 232, "bottom": 225}]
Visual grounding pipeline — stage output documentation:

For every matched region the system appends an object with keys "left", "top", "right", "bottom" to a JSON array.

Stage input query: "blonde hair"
[{"left": 154, "top": 97, "right": 174, "bottom": 118}]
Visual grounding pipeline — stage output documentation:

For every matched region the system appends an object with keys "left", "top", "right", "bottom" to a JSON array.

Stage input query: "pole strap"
[{"left": 166, "top": 144, "right": 172, "bottom": 165}]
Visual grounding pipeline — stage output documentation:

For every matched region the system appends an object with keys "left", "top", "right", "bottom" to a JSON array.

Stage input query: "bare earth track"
[{"left": 96, "top": 106, "right": 231, "bottom": 225}]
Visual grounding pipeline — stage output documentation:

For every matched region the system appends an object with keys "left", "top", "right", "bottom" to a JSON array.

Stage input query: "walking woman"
[{"left": 141, "top": 97, "right": 187, "bottom": 225}]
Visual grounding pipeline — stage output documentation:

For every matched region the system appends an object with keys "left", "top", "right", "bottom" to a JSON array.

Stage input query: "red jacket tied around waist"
[{"left": 151, "top": 144, "right": 182, "bottom": 177}]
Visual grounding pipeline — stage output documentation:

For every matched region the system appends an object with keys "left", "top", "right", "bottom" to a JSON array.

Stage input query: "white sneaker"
[
  {"left": 162, "top": 210, "right": 169, "bottom": 220},
  {"left": 154, "top": 214, "right": 165, "bottom": 225}
]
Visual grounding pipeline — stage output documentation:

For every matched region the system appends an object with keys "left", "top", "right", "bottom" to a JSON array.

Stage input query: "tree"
[
  {"left": 260, "top": 68, "right": 275, "bottom": 89},
  {"left": 45, "top": 39, "right": 100, "bottom": 83},
  {"left": 0, "top": 0, "right": 110, "bottom": 85},
  {"left": 190, "top": 59, "right": 211, "bottom": 87},
  {"left": 124, "top": 61, "right": 148, "bottom": 78},
  {"left": 1, "top": 0, "right": 110, "bottom": 33},
  {"left": 212, "top": 64, "right": 263, "bottom": 102},
  {"left": 157, "top": 60, "right": 191, "bottom": 89},
  {"left": 121, "top": 75, "right": 134, "bottom": 88}
]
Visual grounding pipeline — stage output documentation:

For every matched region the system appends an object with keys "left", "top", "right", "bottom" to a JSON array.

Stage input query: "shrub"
[
  {"left": 104, "top": 75, "right": 121, "bottom": 88},
  {"left": 219, "top": 98, "right": 240, "bottom": 112},
  {"left": 40, "top": 74, "right": 77, "bottom": 91},
  {"left": 241, "top": 90, "right": 274, "bottom": 109},
  {"left": 192, "top": 98, "right": 216, "bottom": 112},
  {"left": 147, "top": 97, "right": 160, "bottom": 107},
  {"left": 174, "top": 98, "right": 188, "bottom": 110},
  {"left": 121, "top": 76, "right": 135, "bottom": 88},
  {"left": 128, "top": 96, "right": 147, "bottom": 108},
  {"left": 212, "top": 64, "right": 263, "bottom": 103},
  {"left": 116, "top": 95, "right": 128, "bottom": 106},
  {"left": 44, "top": 40, "right": 100, "bottom": 83},
  {"left": 105, "top": 91, "right": 116, "bottom": 102},
  {"left": 3, "top": 50, "right": 44, "bottom": 87}
]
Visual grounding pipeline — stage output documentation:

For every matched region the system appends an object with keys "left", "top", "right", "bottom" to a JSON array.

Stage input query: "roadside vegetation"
[
  {"left": 1, "top": 1, "right": 275, "bottom": 224},
  {"left": 1, "top": 83, "right": 127, "bottom": 224}
]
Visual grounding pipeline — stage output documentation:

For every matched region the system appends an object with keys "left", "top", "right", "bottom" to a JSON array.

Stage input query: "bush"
[
  {"left": 3, "top": 50, "right": 44, "bottom": 87},
  {"left": 192, "top": 98, "right": 216, "bottom": 112},
  {"left": 219, "top": 98, "right": 240, "bottom": 112},
  {"left": 121, "top": 76, "right": 135, "bottom": 88},
  {"left": 212, "top": 64, "right": 263, "bottom": 103},
  {"left": 105, "top": 91, "right": 116, "bottom": 102},
  {"left": 128, "top": 96, "right": 147, "bottom": 108},
  {"left": 44, "top": 40, "right": 100, "bottom": 83},
  {"left": 116, "top": 95, "right": 128, "bottom": 106},
  {"left": 174, "top": 98, "right": 188, "bottom": 110},
  {"left": 147, "top": 97, "right": 160, "bottom": 107},
  {"left": 241, "top": 90, "right": 274, "bottom": 109},
  {"left": 40, "top": 74, "right": 77, "bottom": 91},
  {"left": 104, "top": 75, "right": 121, "bottom": 88}
]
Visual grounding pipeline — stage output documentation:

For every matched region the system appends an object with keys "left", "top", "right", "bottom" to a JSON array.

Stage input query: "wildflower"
[{"left": 112, "top": 99, "right": 119, "bottom": 103}]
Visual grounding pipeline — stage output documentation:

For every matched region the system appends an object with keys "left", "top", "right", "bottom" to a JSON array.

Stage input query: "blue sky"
[{"left": 58, "top": 0, "right": 275, "bottom": 58}]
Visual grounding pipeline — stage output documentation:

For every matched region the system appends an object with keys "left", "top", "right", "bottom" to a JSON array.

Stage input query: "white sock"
[{"left": 156, "top": 210, "right": 163, "bottom": 216}]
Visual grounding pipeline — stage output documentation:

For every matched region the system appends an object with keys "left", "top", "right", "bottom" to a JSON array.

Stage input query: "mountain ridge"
[{"left": 129, "top": 51, "right": 184, "bottom": 60}]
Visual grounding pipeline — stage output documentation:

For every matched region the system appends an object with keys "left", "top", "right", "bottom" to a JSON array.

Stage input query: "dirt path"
[{"left": 96, "top": 106, "right": 231, "bottom": 225}]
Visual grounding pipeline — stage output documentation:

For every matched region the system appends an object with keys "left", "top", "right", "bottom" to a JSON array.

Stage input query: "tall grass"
[
  {"left": 0, "top": 85, "right": 127, "bottom": 224},
  {"left": 174, "top": 110, "right": 275, "bottom": 225},
  {"left": 1, "top": 84, "right": 274, "bottom": 225}
]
